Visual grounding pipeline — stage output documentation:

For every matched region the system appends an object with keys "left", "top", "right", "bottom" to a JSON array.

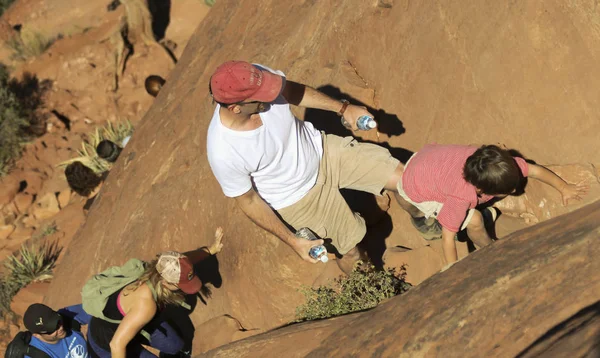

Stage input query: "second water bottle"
[{"left": 295, "top": 227, "right": 329, "bottom": 263}]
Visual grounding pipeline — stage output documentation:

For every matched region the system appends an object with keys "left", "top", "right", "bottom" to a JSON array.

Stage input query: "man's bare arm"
[
  {"left": 235, "top": 188, "right": 322, "bottom": 263},
  {"left": 281, "top": 80, "right": 373, "bottom": 130}
]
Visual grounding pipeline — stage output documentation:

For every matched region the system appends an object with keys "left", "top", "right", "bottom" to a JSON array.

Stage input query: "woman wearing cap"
[{"left": 87, "top": 227, "right": 224, "bottom": 358}]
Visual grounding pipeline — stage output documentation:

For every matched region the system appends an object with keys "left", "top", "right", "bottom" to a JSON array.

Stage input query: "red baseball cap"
[
  {"left": 156, "top": 252, "right": 202, "bottom": 294},
  {"left": 210, "top": 61, "right": 284, "bottom": 104}
]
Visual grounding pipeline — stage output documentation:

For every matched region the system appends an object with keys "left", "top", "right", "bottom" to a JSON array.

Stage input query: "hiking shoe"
[{"left": 411, "top": 216, "right": 443, "bottom": 240}]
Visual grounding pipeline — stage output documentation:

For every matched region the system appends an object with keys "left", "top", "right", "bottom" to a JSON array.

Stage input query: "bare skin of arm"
[
  {"left": 527, "top": 164, "right": 589, "bottom": 205},
  {"left": 441, "top": 227, "right": 458, "bottom": 265},
  {"left": 109, "top": 285, "right": 157, "bottom": 358},
  {"left": 281, "top": 80, "right": 373, "bottom": 130},
  {"left": 235, "top": 188, "right": 322, "bottom": 263}
]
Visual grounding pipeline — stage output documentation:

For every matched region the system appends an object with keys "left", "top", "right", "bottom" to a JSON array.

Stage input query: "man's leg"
[
  {"left": 278, "top": 188, "right": 367, "bottom": 276},
  {"left": 336, "top": 247, "right": 361, "bottom": 276},
  {"left": 392, "top": 191, "right": 423, "bottom": 218},
  {"left": 277, "top": 135, "right": 369, "bottom": 275},
  {"left": 386, "top": 163, "right": 420, "bottom": 215}
]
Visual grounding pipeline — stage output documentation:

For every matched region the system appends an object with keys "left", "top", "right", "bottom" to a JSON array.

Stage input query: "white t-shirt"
[{"left": 206, "top": 66, "right": 323, "bottom": 210}]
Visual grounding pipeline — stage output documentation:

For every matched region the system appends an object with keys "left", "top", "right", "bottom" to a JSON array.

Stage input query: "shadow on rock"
[
  {"left": 305, "top": 85, "right": 405, "bottom": 137},
  {"left": 194, "top": 254, "right": 222, "bottom": 306}
]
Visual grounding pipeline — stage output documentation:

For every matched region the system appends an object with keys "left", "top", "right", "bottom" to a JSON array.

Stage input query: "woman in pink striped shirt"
[{"left": 395, "top": 144, "right": 588, "bottom": 267}]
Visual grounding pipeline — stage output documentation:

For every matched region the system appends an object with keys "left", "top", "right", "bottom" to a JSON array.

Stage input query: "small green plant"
[
  {"left": 4, "top": 240, "right": 62, "bottom": 287},
  {"left": 0, "top": 241, "right": 62, "bottom": 319},
  {"left": 0, "top": 65, "right": 30, "bottom": 176},
  {"left": 295, "top": 262, "right": 410, "bottom": 321},
  {"left": 0, "top": 64, "right": 49, "bottom": 176},
  {"left": 6, "top": 28, "right": 54, "bottom": 62},
  {"left": 204, "top": 0, "right": 216, "bottom": 7},
  {"left": 0, "top": 0, "right": 17, "bottom": 17},
  {"left": 0, "top": 276, "right": 20, "bottom": 320},
  {"left": 36, "top": 222, "right": 58, "bottom": 238},
  {"left": 58, "top": 120, "right": 134, "bottom": 173}
]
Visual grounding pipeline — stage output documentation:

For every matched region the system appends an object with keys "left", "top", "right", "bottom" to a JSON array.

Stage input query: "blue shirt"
[{"left": 27, "top": 331, "right": 88, "bottom": 358}]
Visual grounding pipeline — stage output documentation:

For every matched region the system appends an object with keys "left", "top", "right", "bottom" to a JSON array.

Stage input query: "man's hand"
[
  {"left": 343, "top": 104, "right": 375, "bottom": 131},
  {"left": 560, "top": 181, "right": 589, "bottom": 206},
  {"left": 208, "top": 227, "right": 224, "bottom": 255},
  {"left": 289, "top": 235, "right": 324, "bottom": 263},
  {"left": 234, "top": 189, "right": 326, "bottom": 264}
]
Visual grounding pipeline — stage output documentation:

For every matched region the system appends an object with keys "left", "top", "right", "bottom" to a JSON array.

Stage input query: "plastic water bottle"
[
  {"left": 341, "top": 115, "right": 377, "bottom": 131},
  {"left": 295, "top": 227, "right": 329, "bottom": 263},
  {"left": 356, "top": 115, "right": 377, "bottom": 130}
]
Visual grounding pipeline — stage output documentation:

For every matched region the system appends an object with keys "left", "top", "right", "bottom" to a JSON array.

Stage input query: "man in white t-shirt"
[{"left": 206, "top": 61, "right": 404, "bottom": 275}]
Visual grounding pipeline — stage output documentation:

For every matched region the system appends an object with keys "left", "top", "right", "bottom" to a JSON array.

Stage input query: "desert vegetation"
[
  {"left": 6, "top": 28, "right": 55, "bottom": 62},
  {"left": 58, "top": 119, "right": 134, "bottom": 173},
  {"left": 0, "top": 0, "right": 16, "bottom": 16},
  {"left": 0, "top": 64, "right": 49, "bottom": 176},
  {"left": 296, "top": 263, "right": 410, "bottom": 321},
  {"left": 0, "top": 240, "right": 61, "bottom": 320}
]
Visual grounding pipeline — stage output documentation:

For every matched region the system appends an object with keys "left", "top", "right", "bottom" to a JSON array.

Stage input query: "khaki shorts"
[
  {"left": 277, "top": 134, "right": 399, "bottom": 255},
  {"left": 396, "top": 153, "right": 475, "bottom": 231}
]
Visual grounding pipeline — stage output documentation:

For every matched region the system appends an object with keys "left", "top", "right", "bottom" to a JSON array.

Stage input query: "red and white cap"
[
  {"left": 156, "top": 251, "right": 202, "bottom": 294},
  {"left": 209, "top": 60, "right": 284, "bottom": 104}
]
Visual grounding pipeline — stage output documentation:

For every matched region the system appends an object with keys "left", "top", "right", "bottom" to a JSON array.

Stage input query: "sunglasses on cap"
[{"left": 39, "top": 318, "right": 62, "bottom": 335}]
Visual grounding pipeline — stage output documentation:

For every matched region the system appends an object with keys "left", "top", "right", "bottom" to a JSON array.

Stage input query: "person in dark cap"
[
  {"left": 22, "top": 303, "right": 89, "bottom": 357},
  {"left": 96, "top": 140, "right": 123, "bottom": 163}
]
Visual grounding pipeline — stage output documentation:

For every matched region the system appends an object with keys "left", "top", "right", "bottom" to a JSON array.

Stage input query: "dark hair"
[
  {"left": 463, "top": 145, "right": 522, "bottom": 195},
  {"left": 65, "top": 162, "right": 103, "bottom": 197},
  {"left": 145, "top": 75, "right": 166, "bottom": 97},
  {"left": 96, "top": 140, "right": 122, "bottom": 163}
]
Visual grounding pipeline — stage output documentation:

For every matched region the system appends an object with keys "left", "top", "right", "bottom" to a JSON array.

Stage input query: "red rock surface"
[
  {"left": 201, "top": 200, "right": 600, "bottom": 357},
  {"left": 42, "top": 0, "right": 600, "bottom": 354},
  {"left": 0, "top": 0, "right": 211, "bottom": 350}
]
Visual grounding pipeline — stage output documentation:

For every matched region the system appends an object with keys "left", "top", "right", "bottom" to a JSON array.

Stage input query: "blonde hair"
[{"left": 126, "top": 259, "right": 185, "bottom": 308}]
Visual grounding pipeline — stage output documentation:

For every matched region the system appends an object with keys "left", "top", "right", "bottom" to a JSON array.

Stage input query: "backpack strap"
[
  {"left": 24, "top": 345, "right": 53, "bottom": 358},
  {"left": 4, "top": 331, "right": 52, "bottom": 358}
]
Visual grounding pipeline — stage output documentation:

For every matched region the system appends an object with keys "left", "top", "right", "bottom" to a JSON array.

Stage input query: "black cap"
[{"left": 23, "top": 304, "right": 61, "bottom": 334}]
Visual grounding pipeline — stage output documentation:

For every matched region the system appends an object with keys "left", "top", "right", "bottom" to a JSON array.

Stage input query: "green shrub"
[
  {"left": 0, "top": 276, "right": 20, "bottom": 320},
  {"left": 58, "top": 119, "right": 134, "bottom": 173},
  {"left": 295, "top": 262, "right": 411, "bottom": 321},
  {"left": 36, "top": 222, "right": 58, "bottom": 238},
  {"left": 204, "top": 0, "right": 216, "bottom": 7},
  {"left": 6, "top": 28, "right": 54, "bottom": 62},
  {"left": 4, "top": 240, "right": 62, "bottom": 288},
  {"left": 0, "top": 65, "right": 30, "bottom": 177},
  {"left": 0, "top": 0, "right": 17, "bottom": 17},
  {"left": 0, "top": 64, "right": 49, "bottom": 176},
  {"left": 0, "top": 240, "right": 61, "bottom": 320}
]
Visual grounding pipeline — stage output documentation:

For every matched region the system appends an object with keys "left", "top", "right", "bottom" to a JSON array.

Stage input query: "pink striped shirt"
[{"left": 402, "top": 144, "right": 529, "bottom": 232}]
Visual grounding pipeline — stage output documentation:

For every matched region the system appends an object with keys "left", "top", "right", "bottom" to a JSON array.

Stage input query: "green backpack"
[{"left": 81, "top": 258, "right": 156, "bottom": 340}]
